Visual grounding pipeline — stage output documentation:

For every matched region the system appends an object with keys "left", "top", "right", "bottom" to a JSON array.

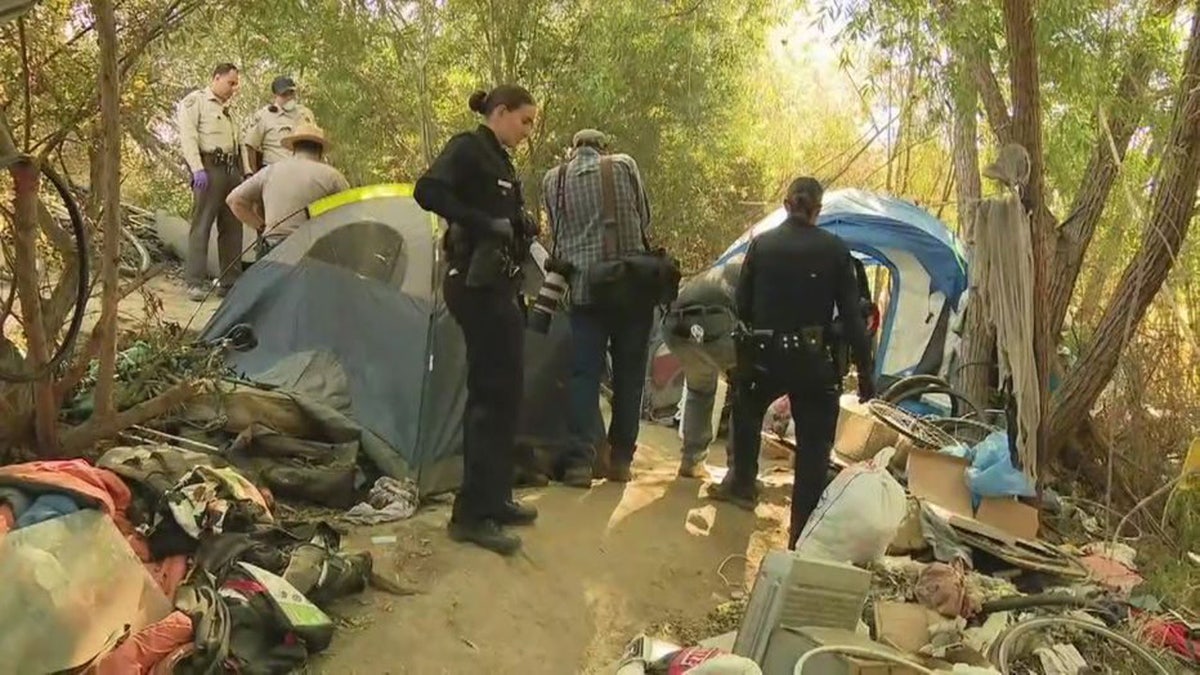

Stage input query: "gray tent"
[{"left": 200, "top": 184, "right": 573, "bottom": 494}]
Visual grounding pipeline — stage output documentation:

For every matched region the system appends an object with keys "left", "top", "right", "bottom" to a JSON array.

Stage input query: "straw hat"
[{"left": 282, "top": 123, "right": 330, "bottom": 152}]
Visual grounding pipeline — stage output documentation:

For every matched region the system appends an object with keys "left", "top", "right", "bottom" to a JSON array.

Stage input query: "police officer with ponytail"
[
  {"left": 414, "top": 85, "right": 539, "bottom": 556},
  {"left": 709, "top": 176, "right": 876, "bottom": 550}
]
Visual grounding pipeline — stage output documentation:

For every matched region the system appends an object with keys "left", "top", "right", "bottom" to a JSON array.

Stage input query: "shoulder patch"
[{"left": 183, "top": 95, "right": 198, "bottom": 109}]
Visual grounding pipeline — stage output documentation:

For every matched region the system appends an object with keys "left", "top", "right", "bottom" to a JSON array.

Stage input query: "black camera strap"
[{"left": 550, "top": 157, "right": 570, "bottom": 259}]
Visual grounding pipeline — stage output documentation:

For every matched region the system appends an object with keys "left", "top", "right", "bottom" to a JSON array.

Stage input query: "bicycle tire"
[
  {"left": 0, "top": 154, "right": 90, "bottom": 383},
  {"left": 990, "top": 616, "right": 1172, "bottom": 673}
]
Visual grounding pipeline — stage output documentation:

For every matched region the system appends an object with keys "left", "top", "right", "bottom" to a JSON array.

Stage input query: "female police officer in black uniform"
[{"left": 414, "top": 85, "right": 538, "bottom": 555}]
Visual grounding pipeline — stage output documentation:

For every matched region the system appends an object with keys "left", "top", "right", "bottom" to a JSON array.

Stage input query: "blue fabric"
[
  {"left": 966, "top": 431, "right": 1036, "bottom": 508},
  {"left": 714, "top": 188, "right": 968, "bottom": 303},
  {"left": 15, "top": 493, "right": 81, "bottom": 529}
]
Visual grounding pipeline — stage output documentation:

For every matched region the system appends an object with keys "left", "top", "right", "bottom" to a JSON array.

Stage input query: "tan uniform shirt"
[
  {"left": 176, "top": 87, "right": 238, "bottom": 173},
  {"left": 228, "top": 155, "right": 349, "bottom": 243},
  {"left": 241, "top": 104, "right": 317, "bottom": 172}
]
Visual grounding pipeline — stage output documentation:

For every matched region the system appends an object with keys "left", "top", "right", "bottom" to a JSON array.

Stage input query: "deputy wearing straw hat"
[{"left": 226, "top": 123, "right": 350, "bottom": 250}]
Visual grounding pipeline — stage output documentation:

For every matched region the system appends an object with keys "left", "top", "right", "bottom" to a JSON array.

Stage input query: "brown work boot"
[
  {"left": 677, "top": 460, "right": 711, "bottom": 480},
  {"left": 607, "top": 461, "right": 634, "bottom": 483}
]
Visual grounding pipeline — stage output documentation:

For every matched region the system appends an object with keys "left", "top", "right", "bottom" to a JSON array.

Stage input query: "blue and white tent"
[{"left": 712, "top": 188, "right": 969, "bottom": 383}]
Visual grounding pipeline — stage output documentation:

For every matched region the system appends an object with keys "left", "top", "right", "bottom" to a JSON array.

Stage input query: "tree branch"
[
  {"left": 1046, "top": 49, "right": 1150, "bottom": 340},
  {"left": 971, "top": 54, "right": 1014, "bottom": 145},
  {"left": 55, "top": 264, "right": 165, "bottom": 405},
  {"left": 32, "top": 0, "right": 204, "bottom": 157},
  {"left": 1047, "top": 0, "right": 1200, "bottom": 453},
  {"left": 58, "top": 380, "right": 199, "bottom": 456}
]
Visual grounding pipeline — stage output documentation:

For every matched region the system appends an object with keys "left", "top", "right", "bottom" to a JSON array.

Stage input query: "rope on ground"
[
  {"left": 716, "top": 554, "right": 748, "bottom": 588},
  {"left": 793, "top": 645, "right": 935, "bottom": 675}
]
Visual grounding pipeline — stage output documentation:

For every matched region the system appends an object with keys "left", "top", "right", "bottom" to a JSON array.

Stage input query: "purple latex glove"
[{"left": 191, "top": 170, "right": 209, "bottom": 192}]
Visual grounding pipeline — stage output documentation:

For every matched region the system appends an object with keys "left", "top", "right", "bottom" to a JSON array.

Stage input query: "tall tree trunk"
[
  {"left": 949, "top": 55, "right": 993, "bottom": 410},
  {"left": 1046, "top": 51, "right": 1150, "bottom": 342},
  {"left": 7, "top": 163, "right": 60, "bottom": 451},
  {"left": 0, "top": 114, "right": 58, "bottom": 451},
  {"left": 1002, "top": 0, "right": 1053, "bottom": 478},
  {"left": 1047, "top": 0, "right": 1200, "bottom": 452},
  {"left": 91, "top": 0, "right": 123, "bottom": 421}
]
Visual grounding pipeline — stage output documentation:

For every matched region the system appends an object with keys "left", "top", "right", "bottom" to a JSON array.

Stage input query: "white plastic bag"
[{"left": 794, "top": 446, "right": 907, "bottom": 564}]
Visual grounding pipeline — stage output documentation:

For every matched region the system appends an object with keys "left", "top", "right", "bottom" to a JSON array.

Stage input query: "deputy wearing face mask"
[{"left": 241, "top": 76, "right": 317, "bottom": 176}]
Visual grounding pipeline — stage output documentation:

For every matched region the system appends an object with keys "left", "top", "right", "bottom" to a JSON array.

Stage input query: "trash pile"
[
  {"left": 0, "top": 448, "right": 374, "bottom": 673},
  {"left": 616, "top": 390, "right": 1195, "bottom": 674}
]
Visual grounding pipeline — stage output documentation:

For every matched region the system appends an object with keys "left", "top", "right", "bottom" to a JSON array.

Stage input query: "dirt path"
[{"left": 316, "top": 426, "right": 793, "bottom": 675}]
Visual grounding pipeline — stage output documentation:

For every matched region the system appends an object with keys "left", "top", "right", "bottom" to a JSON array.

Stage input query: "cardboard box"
[
  {"left": 906, "top": 447, "right": 1040, "bottom": 540},
  {"left": 835, "top": 395, "right": 900, "bottom": 462},
  {"left": 873, "top": 602, "right": 942, "bottom": 654}
]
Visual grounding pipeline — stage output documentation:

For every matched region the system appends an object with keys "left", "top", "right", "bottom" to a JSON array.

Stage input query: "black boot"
[
  {"left": 495, "top": 500, "right": 538, "bottom": 526},
  {"left": 705, "top": 478, "right": 758, "bottom": 512},
  {"left": 447, "top": 518, "right": 522, "bottom": 556},
  {"left": 561, "top": 464, "right": 594, "bottom": 489}
]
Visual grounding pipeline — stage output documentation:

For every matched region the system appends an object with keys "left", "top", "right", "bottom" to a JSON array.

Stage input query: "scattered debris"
[
  {"left": 1034, "top": 643, "right": 1088, "bottom": 674},
  {"left": 343, "top": 477, "right": 420, "bottom": 525},
  {"left": 0, "top": 450, "right": 375, "bottom": 673}
]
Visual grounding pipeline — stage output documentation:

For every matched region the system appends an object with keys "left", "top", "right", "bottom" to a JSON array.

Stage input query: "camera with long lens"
[{"left": 528, "top": 257, "right": 575, "bottom": 334}]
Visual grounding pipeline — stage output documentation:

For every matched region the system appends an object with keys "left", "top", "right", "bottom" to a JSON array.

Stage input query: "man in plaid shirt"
[{"left": 542, "top": 129, "right": 654, "bottom": 487}]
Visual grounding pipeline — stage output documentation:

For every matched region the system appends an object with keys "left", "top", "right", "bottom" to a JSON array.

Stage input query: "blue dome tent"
[
  {"left": 645, "top": 188, "right": 969, "bottom": 425},
  {"left": 712, "top": 188, "right": 969, "bottom": 383}
]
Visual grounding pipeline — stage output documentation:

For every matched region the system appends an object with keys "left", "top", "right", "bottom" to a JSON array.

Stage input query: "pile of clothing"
[{"left": 0, "top": 446, "right": 372, "bottom": 674}]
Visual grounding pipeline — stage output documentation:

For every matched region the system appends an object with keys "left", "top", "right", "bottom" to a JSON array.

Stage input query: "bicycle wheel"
[{"left": 0, "top": 154, "right": 90, "bottom": 383}]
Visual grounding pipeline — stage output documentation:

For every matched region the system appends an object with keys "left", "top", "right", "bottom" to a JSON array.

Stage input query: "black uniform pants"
[
  {"left": 729, "top": 353, "right": 840, "bottom": 548},
  {"left": 443, "top": 273, "right": 524, "bottom": 523}
]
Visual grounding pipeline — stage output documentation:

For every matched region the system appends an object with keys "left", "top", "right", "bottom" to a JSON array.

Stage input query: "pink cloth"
[
  {"left": 94, "top": 611, "right": 193, "bottom": 675},
  {"left": 0, "top": 459, "right": 131, "bottom": 516},
  {"left": 144, "top": 555, "right": 189, "bottom": 599},
  {"left": 0, "top": 503, "right": 13, "bottom": 539}
]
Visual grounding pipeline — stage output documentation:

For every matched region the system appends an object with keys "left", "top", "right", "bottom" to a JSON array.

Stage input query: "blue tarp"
[{"left": 714, "top": 188, "right": 968, "bottom": 303}]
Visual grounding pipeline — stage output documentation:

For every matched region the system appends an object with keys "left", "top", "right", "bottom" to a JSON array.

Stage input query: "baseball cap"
[
  {"left": 572, "top": 129, "right": 608, "bottom": 148},
  {"left": 271, "top": 76, "right": 297, "bottom": 95}
]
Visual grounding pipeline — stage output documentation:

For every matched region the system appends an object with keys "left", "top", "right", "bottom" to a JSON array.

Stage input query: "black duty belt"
[
  {"left": 735, "top": 326, "right": 828, "bottom": 351},
  {"left": 202, "top": 149, "right": 240, "bottom": 171}
]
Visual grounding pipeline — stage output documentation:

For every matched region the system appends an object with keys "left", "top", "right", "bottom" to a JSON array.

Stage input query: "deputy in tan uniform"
[
  {"left": 241, "top": 76, "right": 317, "bottom": 175},
  {"left": 226, "top": 124, "right": 349, "bottom": 249},
  {"left": 176, "top": 62, "right": 244, "bottom": 302}
]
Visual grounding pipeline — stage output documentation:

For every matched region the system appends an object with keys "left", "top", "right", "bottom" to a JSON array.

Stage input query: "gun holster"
[
  {"left": 454, "top": 220, "right": 519, "bottom": 289},
  {"left": 733, "top": 327, "right": 774, "bottom": 380}
]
